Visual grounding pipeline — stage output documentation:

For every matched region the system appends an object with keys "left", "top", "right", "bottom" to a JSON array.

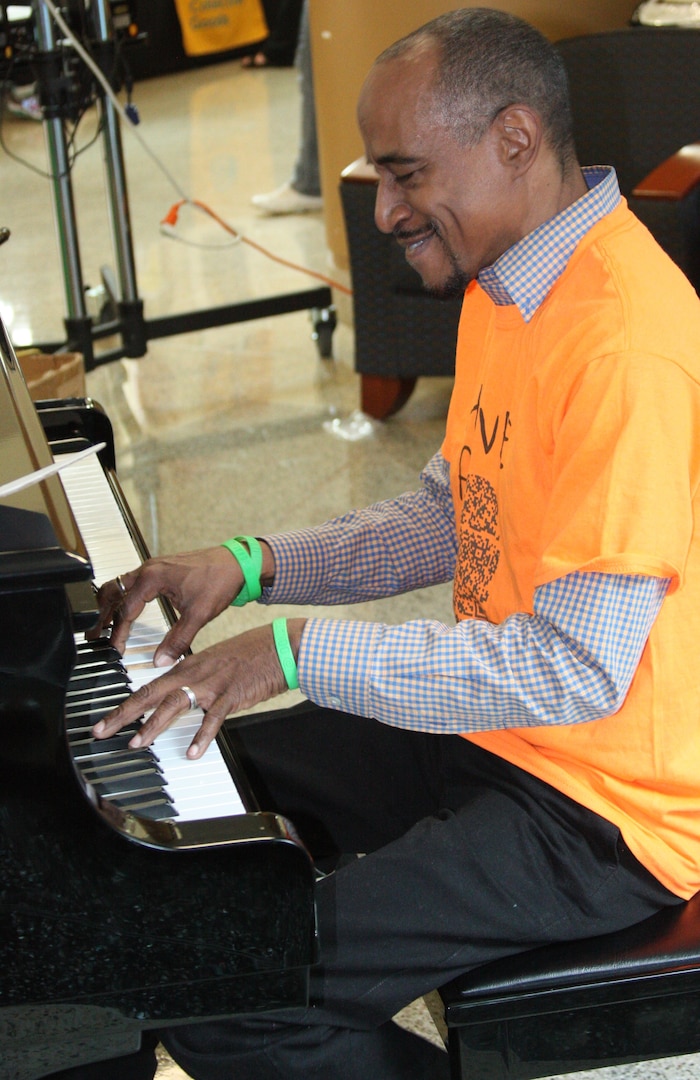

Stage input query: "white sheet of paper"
[{"left": 0, "top": 441, "right": 106, "bottom": 499}]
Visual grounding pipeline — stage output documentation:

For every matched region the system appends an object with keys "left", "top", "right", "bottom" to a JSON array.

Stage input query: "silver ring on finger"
[
  {"left": 115, "top": 575, "right": 127, "bottom": 596},
  {"left": 180, "top": 685, "right": 198, "bottom": 711}
]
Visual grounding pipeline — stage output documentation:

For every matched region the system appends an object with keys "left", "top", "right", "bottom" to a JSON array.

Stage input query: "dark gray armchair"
[{"left": 557, "top": 26, "right": 700, "bottom": 291}]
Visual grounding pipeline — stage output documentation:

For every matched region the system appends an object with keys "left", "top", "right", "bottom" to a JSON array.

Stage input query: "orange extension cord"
[{"left": 160, "top": 199, "right": 353, "bottom": 297}]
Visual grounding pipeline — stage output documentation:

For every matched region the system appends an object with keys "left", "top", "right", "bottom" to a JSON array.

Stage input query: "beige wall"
[{"left": 310, "top": 0, "right": 639, "bottom": 269}]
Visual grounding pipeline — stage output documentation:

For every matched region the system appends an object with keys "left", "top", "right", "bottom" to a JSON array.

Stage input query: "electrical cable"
[
  {"left": 160, "top": 199, "right": 352, "bottom": 294},
  {"left": 36, "top": 0, "right": 353, "bottom": 296},
  {"left": 0, "top": 59, "right": 62, "bottom": 178}
]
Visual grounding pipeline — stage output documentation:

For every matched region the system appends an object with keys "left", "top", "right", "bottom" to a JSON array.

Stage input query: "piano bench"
[{"left": 439, "top": 889, "right": 700, "bottom": 1080}]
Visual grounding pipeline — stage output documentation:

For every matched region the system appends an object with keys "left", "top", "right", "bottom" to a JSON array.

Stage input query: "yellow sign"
[{"left": 173, "top": 0, "right": 268, "bottom": 57}]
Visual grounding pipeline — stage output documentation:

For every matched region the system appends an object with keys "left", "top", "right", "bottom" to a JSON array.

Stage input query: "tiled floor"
[{"left": 3, "top": 49, "right": 699, "bottom": 1080}]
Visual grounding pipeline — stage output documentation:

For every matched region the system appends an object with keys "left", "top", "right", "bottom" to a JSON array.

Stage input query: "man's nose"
[{"left": 373, "top": 178, "right": 411, "bottom": 235}]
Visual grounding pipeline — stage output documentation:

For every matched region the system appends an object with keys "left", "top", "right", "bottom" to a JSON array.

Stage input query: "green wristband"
[
  {"left": 272, "top": 617, "right": 299, "bottom": 691},
  {"left": 221, "top": 536, "right": 263, "bottom": 606}
]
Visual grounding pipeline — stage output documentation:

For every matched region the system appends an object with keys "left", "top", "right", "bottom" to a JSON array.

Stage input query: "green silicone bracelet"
[
  {"left": 221, "top": 536, "right": 263, "bottom": 606},
  {"left": 272, "top": 617, "right": 299, "bottom": 691}
]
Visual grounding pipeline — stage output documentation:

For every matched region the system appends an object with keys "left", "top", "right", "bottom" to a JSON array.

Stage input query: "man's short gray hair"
[{"left": 376, "top": 8, "right": 576, "bottom": 171}]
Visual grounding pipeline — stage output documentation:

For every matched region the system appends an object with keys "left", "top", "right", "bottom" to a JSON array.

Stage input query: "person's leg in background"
[
  {"left": 243, "top": 0, "right": 303, "bottom": 68},
  {"left": 252, "top": 0, "right": 324, "bottom": 214},
  {"left": 289, "top": 0, "right": 321, "bottom": 200}
]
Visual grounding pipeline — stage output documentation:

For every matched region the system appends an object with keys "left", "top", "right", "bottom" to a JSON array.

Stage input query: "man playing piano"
[{"left": 64, "top": 8, "right": 700, "bottom": 1079}]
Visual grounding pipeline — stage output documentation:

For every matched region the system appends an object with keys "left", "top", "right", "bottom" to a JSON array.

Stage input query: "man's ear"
[{"left": 495, "top": 105, "right": 541, "bottom": 174}]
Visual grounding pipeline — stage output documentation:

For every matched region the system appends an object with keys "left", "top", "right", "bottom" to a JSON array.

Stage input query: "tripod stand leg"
[
  {"left": 100, "top": 96, "right": 139, "bottom": 304},
  {"left": 92, "top": 0, "right": 147, "bottom": 358},
  {"left": 98, "top": 91, "right": 147, "bottom": 358}
]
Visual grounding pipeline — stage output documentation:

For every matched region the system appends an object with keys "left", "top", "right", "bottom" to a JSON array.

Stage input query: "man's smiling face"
[{"left": 358, "top": 45, "right": 525, "bottom": 298}]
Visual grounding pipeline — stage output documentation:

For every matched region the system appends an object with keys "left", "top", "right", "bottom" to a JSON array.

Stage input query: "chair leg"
[{"left": 361, "top": 375, "right": 417, "bottom": 419}]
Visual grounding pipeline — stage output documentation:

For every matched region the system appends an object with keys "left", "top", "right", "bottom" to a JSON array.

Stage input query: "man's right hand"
[{"left": 91, "top": 544, "right": 268, "bottom": 665}]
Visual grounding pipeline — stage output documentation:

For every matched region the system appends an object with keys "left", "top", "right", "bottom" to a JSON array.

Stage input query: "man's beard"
[
  {"left": 424, "top": 266, "right": 471, "bottom": 299},
  {"left": 427, "top": 227, "right": 472, "bottom": 298},
  {"left": 396, "top": 222, "right": 472, "bottom": 299}
]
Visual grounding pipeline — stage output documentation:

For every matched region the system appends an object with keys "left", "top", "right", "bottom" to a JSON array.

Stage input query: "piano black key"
[
  {"left": 66, "top": 725, "right": 141, "bottom": 743},
  {"left": 80, "top": 755, "right": 162, "bottom": 777},
  {"left": 66, "top": 673, "right": 131, "bottom": 699},
  {"left": 74, "top": 639, "right": 122, "bottom": 663},
  {"left": 69, "top": 661, "right": 126, "bottom": 682},
  {"left": 114, "top": 794, "right": 178, "bottom": 820},
  {"left": 92, "top": 774, "right": 168, "bottom": 799},
  {"left": 80, "top": 734, "right": 177, "bottom": 807},
  {"left": 65, "top": 695, "right": 132, "bottom": 721},
  {"left": 69, "top": 734, "right": 143, "bottom": 756}
]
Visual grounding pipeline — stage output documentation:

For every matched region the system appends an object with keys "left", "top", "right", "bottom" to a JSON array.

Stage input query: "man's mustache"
[{"left": 393, "top": 223, "right": 438, "bottom": 243}]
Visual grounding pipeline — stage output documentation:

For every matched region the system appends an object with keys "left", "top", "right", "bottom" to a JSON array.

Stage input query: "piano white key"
[
  {"left": 59, "top": 450, "right": 247, "bottom": 821},
  {"left": 140, "top": 710, "right": 245, "bottom": 820}
]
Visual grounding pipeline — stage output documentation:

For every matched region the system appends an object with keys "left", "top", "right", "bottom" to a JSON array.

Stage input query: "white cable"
[{"left": 36, "top": 0, "right": 189, "bottom": 200}]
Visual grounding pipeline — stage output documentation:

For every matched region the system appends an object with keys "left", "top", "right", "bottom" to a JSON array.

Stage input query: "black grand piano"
[{"left": 0, "top": 318, "right": 317, "bottom": 1079}]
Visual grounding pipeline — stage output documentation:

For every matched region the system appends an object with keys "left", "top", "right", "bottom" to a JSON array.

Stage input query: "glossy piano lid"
[{"left": 0, "top": 317, "right": 92, "bottom": 580}]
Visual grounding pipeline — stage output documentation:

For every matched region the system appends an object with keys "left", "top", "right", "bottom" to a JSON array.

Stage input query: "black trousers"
[{"left": 51, "top": 703, "right": 680, "bottom": 1080}]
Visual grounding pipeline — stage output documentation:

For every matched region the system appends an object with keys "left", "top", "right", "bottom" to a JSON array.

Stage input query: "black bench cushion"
[{"left": 441, "top": 891, "right": 700, "bottom": 1021}]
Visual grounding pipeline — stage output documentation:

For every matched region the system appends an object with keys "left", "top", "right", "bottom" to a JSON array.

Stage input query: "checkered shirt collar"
[{"left": 477, "top": 166, "right": 621, "bottom": 321}]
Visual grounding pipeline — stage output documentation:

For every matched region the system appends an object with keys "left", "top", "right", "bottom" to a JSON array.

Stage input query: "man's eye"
[{"left": 396, "top": 171, "right": 416, "bottom": 184}]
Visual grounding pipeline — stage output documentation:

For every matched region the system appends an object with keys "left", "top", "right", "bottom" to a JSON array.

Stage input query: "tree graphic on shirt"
[{"left": 454, "top": 473, "right": 500, "bottom": 620}]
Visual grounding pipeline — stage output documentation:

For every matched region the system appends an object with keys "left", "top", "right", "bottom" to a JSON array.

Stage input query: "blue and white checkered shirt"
[
  {"left": 262, "top": 167, "right": 670, "bottom": 732},
  {"left": 479, "top": 166, "right": 620, "bottom": 320}
]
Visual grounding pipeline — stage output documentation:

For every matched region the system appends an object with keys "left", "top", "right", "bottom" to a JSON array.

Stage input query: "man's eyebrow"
[{"left": 373, "top": 154, "right": 421, "bottom": 167}]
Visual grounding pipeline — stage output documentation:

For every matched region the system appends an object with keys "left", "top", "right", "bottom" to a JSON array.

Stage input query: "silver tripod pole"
[
  {"left": 91, "top": 0, "right": 139, "bottom": 305},
  {"left": 32, "top": 0, "right": 88, "bottom": 324}
]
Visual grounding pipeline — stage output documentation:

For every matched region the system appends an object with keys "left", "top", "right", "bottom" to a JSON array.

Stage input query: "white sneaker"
[
  {"left": 5, "top": 91, "right": 42, "bottom": 121},
  {"left": 251, "top": 182, "right": 324, "bottom": 215}
]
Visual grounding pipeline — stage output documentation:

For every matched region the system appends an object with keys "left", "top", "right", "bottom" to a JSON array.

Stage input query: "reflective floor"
[{"left": 2, "top": 55, "right": 699, "bottom": 1080}]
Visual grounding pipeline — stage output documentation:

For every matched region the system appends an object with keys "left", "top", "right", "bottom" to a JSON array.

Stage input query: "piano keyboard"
[{"left": 58, "top": 449, "right": 247, "bottom": 822}]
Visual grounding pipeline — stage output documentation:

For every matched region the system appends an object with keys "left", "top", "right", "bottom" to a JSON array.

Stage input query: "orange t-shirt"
[{"left": 442, "top": 202, "right": 700, "bottom": 898}]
